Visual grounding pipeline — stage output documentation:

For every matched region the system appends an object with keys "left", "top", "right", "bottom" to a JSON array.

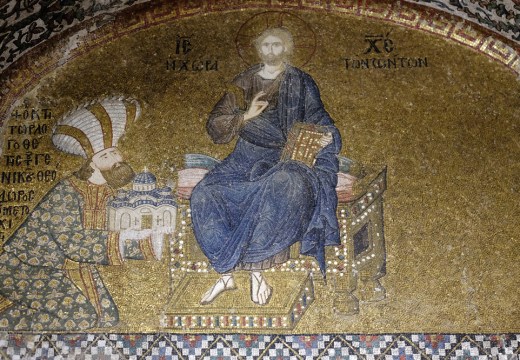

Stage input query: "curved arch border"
[{"left": 0, "top": 0, "right": 519, "bottom": 128}]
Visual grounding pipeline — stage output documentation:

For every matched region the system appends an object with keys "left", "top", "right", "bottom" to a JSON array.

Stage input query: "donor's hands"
[{"left": 119, "top": 227, "right": 174, "bottom": 261}]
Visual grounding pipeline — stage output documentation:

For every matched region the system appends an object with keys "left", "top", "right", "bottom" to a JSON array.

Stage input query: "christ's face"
[{"left": 258, "top": 35, "right": 286, "bottom": 65}]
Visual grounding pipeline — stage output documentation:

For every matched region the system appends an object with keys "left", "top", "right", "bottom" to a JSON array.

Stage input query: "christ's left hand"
[{"left": 320, "top": 132, "right": 333, "bottom": 147}]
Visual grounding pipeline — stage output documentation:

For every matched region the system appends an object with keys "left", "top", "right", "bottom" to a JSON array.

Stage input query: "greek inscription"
[
  {"left": 1, "top": 106, "right": 55, "bottom": 241},
  {"left": 37, "top": 170, "right": 57, "bottom": 182},
  {"left": 364, "top": 33, "right": 394, "bottom": 54},
  {"left": 344, "top": 57, "right": 428, "bottom": 70},
  {"left": 175, "top": 36, "right": 192, "bottom": 55},
  {"left": 8, "top": 124, "right": 48, "bottom": 135},
  {"left": 0, "top": 189, "right": 35, "bottom": 203},
  {"left": 166, "top": 59, "right": 219, "bottom": 72},
  {"left": 4, "top": 152, "right": 51, "bottom": 168},
  {"left": 166, "top": 35, "right": 219, "bottom": 73},
  {"left": 1, "top": 171, "right": 33, "bottom": 184},
  {"left": 0, "top": 218, "right": 13, "bottom": 231},
  {"left": 1, "top": 205, "right": 30, "bottom": 217},
  {"left": 0, "top": 170, "right": 57, "bottom": 184},
  {"left": 10, "top": 108, "right": 52, "bottom": 121},
  {"left": 3, "top": 106, "right": 56, "bottom": 186},
  {"left": 345, "top": 32, "right": 429, "bottom": 71},
  {"left": 1, "top": 105, "right": 56, "bottom": 241},
  {"left": 6, "top": 138, "right": 40, "bottom": 150}
]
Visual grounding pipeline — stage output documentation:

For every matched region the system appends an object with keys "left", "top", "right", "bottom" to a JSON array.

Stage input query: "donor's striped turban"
[{"left": 52, "top": 97, "right": 141, "bottom": 158}]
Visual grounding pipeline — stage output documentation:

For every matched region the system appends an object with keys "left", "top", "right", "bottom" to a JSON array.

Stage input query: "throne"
[{"left": 162, "top": 154, "right": 387, "bottom": 330}]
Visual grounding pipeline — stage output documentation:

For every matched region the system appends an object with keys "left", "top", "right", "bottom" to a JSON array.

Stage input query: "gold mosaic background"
[{"left": 0, "top": 8, "right": 519, "bottom": 333}]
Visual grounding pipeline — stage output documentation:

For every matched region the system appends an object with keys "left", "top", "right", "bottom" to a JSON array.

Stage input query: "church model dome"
[{"left": 133, "top": 171, "right": 157, "bottom": 191}]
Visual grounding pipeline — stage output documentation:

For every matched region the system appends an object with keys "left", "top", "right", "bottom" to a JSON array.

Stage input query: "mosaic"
[
  {"left": 405, "top": 0, "right": 520, "bottom": 42},
  {"left": 0, "top": 333, "right": 519, "bottom": 359},
  {"left": 0, "top": 0, "right": 519, "bottom": 357}
]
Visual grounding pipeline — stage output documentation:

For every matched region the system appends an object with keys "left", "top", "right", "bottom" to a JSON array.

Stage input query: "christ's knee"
[{"left": 271, "top": 169, "right": 311, "bottom": 200}]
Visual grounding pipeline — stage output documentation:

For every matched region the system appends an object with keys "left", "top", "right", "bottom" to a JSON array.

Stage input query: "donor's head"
[{"left": 77, "top": 147, "right": 135, "bottom": 189}]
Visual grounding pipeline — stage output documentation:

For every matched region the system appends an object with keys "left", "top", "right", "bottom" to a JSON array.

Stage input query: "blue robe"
[{"left": 190, "top": 64, "right": 341, "bottom": 275}]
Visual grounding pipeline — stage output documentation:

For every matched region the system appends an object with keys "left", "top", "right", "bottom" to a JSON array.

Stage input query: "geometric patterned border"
[
  {"left": 0, "top": 0, "right": 150, "bottom": 71},
  {"left": 0, "top": 0, "right": 519, "bottom": 73},
  {"left": 404, "top": 0, "right": 520, "bottom": 43},
  {"left": 0, "top": 333, "right": 518, "bottom": 359}
]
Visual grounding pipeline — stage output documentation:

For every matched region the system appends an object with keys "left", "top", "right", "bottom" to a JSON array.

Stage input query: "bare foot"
[
  {"left": 251, "top": 272, "right": 272, "bottom": 305},
  {"left": 200, "top": 275, "right": 236, "bottom": 305}
]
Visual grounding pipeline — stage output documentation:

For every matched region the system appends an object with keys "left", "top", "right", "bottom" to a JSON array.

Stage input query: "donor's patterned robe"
[{"left": 0, "top": 177, "right": 156, "bottom": 331}]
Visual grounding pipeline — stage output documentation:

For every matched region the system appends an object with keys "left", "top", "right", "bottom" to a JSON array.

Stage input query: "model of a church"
[{"left": 107, "top": 170, "right": 177, "bottom": 232}]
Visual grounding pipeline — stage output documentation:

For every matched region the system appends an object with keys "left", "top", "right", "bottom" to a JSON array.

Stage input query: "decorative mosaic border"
[
  {"left": 0, "top": 333, "right": 518, "bottom": 359},
  {"left": 0, "top": 0, "right": 518, "bottom": 74},
  {"left": 404, "top": 0, "right": 520, "bottom": 43},
  {"left": 0, "top": 0, "right": 150, "bottom": 71}
]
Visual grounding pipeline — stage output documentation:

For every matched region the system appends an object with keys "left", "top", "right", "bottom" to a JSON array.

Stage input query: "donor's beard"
[{"left": 101, "top": 162, "right": 135, "bottom": 189}]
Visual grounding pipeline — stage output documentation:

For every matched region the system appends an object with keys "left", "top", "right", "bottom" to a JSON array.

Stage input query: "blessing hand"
[{"left": 243, "top": 91, "right": 268, "bottom": 121}]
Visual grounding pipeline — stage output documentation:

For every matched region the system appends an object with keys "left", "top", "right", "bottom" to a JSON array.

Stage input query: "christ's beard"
[
  {"left": 101, "top": 162, "right": 135, "bottom": 189},
  {"left": 260, "top": 53, "right": 285, "bottom": 66}
]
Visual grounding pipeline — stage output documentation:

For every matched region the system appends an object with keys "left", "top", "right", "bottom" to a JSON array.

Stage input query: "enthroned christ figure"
[{"left": 190, "top": 27, "right": 342, "bottom": 305}]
